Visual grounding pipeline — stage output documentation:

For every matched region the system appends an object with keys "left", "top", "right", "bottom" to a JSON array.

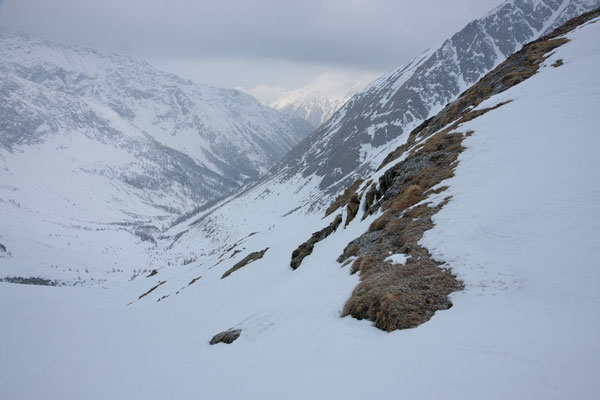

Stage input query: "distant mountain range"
[
  {"left": 0, "top": 31, "right": 312, "bottom": 279},
  {"left": 2, "top": 5, "right": 600, "bottom": 399},
  {"left": 1, "top": 0, "right": 599, "bottom": 282},
  {"left": 161, "top": 0, "right": 600, "bottom": 263},
  {"left": 270, "top": 91, "right": 350, "bottom": 128},
  {"left": 0, "top": 32, "right": 314, "bottom": 212},
  {"left": 272, "top": 0, "right": 600, "bottom": 201}
]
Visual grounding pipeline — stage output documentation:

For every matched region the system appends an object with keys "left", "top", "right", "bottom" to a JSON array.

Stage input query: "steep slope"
[
  {"left": 275, "top": 0, "right": 600, "bottom": 198},
  {"left": 162, "top": 0, "right": 599, "bottom": 261},
  {"left": 0, "top": 31, "right": 313, "bottom": 203},
  {"left": 1, "top": 10, "right": 598, "bottom": 399},
  {"left": 0, "top": 32, "right": 313, "bottom": 281}
]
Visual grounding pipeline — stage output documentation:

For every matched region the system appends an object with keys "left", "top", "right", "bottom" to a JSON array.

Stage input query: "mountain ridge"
[
  {"left": 0, "top": 31, "right": 313, "bottom": 280},
  {"left": 272, "top": 0, "right": 600, "bottom": 199}
]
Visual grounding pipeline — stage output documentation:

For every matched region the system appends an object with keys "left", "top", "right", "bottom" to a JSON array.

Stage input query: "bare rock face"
[
  {"left": 335, "top": 7, "right": 600, "bottom": 332},
  {"left": 209, "top": 329, "right": 242, "bottom": 345},
  {"left": 265, "top": 0, "right": 600, "bottom": 207}
]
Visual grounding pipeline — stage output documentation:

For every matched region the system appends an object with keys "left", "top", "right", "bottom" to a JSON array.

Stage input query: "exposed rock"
[
  {"left": 324, "top": 179, "right": 363, "bottom": 217},
  {"left": 344, "top": 193, "right": 361, "bottom": 227},
  {"left": 157, "top": 295, "right": 169, "bottom": 302},
  {"left": 219, "top": 243, "right": 238, "bottom": 259},
  {"left": 188, "top": 276, "right": 202, "bottom": 286},
  {"left": 221, "top": 248, "right": 269, "bottom": 279},
  {"left": 138, "top": 281, "right": 166, "bottom": 300},
  {"left": 0, "top": 243, "right": 6, "bottom": 253},
  {"left": 229, "top": 249, "right": 242, "bottom": 259},
  {"left": 209, "top": 329, "right": 241, "bottom": 345},
  {"left": 266, "top": 0, "right": 599, "bottom": 208},
  {"left": 146, "top": 269, "right": 158, "bottom": 277},
  {"left": 290, "top": 214, "right": 342, "bottom": 270},
  {"left": 337, "top": 10, "right": 600, "bottom": 332},
  {"left": 338, "top": 231, "right": 381, "bottom": 264},
  {"left": 340, "top": 126, "right": 467, "bottom": 331}
]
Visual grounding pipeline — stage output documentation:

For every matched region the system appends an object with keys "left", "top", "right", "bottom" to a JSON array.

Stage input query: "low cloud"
[
  {"left": 240, "top": 70, "right": 379, "bottom": 105},
  {"left": 1, "top": 0, "right": 503, "bottom": 102}
]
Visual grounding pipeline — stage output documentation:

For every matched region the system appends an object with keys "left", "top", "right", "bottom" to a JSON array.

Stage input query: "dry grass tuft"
[
  {"left": 345, "top": 193, "right": 362, "bottom": 226},
  {"left": 333, "top": 10, "right": 600, "bottom": 331},
  {"left": 324, "top": 179, "right": 364, "bottom": 217}
]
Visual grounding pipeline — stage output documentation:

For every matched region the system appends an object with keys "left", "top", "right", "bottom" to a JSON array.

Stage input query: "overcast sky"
[{"left": 0, "top": 0, "right": 503, "bottom": 102}]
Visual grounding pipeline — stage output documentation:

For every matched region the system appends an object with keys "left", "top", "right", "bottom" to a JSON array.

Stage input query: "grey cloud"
[{"left": 0, "top": 0, "right": 503, "bottom": 70}]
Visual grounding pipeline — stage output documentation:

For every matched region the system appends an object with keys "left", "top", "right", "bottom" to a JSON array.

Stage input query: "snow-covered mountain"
[
  {"left": 2, "top": 8, "right": 599, "bottom": 399},
  {"left": 270, "top": 91, "right": 349, "bottom": 128},
  {"left": 2, "top": 0, "right": 595, "bottom": 284},
  {"left": 0, "top": 32, "right": 313, "bottom": 206},
  {"left": 0, "top": 31, "right": 313, "bottom": 280},
  {"left": 159, "top": 0, "right": 600, "bottom": 262},
  {"left": 274, "top": 0, "right": 600, "bottom": 201}
]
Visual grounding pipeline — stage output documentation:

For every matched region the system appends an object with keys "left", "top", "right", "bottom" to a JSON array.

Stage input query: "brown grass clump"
[
  {"left": 383, "top": 184, "right": 424, "bottom": 214},
  {"left": 344, "top": 193, "right": 361, "bottom": 226},
  {"left": 341, "top": 189, "right": 462, "bottom": 331},
  {"left": 334, "top": 11, "right": 600, "bottom": 331},
  {"left": 324, "top": 179, "right": 363, "bottom": 217}
]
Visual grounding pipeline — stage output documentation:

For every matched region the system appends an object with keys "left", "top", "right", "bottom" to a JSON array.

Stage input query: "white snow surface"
[
  {"left": 1, "top": 14, "right": 600, "bottom": 400},
  {"left": 0, "top": 31, "right": 312, "bottom": 281},
  {"left": 384, "top": 253, "right": 410, "bottom": 265}
]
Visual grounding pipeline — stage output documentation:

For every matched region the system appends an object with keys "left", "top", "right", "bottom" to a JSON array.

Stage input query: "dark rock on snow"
[{"left": 210, "top": 329, "right": 242, "bottom": 345}]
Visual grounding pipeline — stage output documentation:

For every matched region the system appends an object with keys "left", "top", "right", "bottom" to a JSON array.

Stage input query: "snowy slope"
[
  {"left": 0, "top": 32, "right": 313, "bottom": 281},
  {"left": 0, "top": 32, "right": 313, "bottom": 192},
  {"left": 160, "top": 0, "right": 599, "bottom": 265},
  {"left": 1, "top": 11, "right": 598, "bottom": 399},
  {"left": 274, "top": 0, "right": 600, "bottom": 201}
]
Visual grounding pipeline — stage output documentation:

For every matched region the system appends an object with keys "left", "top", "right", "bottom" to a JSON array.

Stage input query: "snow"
[
  {"left": 0, "top": 31, "right": 312, "bottom": 281},
  {"left": 384, "top": 253, "right": 410, "bottom": 265},
  {"left": 1, "top": 10, "right": 599, "bottom": 400}
]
